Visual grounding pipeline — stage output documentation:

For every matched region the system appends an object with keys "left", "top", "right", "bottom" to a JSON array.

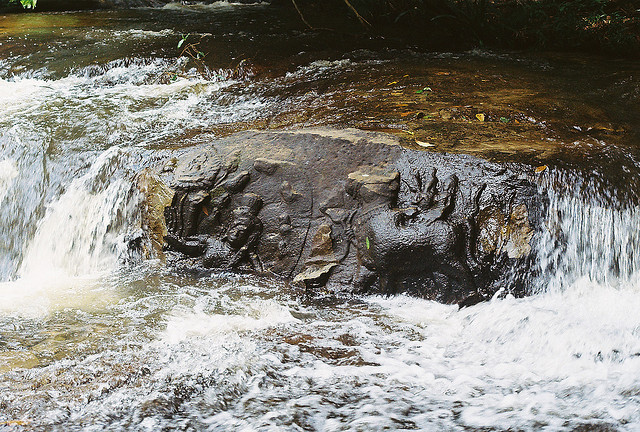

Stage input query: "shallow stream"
[{"left": 1, "top": 3, "right": 640, "bottom": 431}]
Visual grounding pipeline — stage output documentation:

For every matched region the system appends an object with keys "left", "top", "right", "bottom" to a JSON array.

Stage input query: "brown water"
[
  {"left": 2, "top": 5, "right": 638, "bottom": 161},
  {"left": 1, "top": 4, "right": 640, "bottom": 431}
]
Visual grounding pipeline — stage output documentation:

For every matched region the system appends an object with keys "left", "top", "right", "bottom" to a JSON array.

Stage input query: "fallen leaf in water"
[
  {"left": 400, "top": 112, "right": 414, "bottom": 117},
  {"left": 415, "top": 140, "right": 435, "bottom": 148},
  {"left": 439, "top": 110, "right": 452, "bottom": 120},
  {"left": 1, "top": 421, "right": 31, "bottom": 426},
  {"left": 436, "top": 71, "right": 450, "bottom": 75},
  {"left": 387, "top": 81, "right": 398, "bottom": 85},
  {"left": 535, "top": 165, "right": 548, "bottom": 173},
  {"left": 405, "top": 131, "right": 415, "bottom": 135},
  {"left": 476, "top": 113, "right": 485, "bottom": 122}
]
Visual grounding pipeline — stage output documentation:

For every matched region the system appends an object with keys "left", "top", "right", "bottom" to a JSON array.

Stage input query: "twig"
[
  {"left": 343, "top": 0, "right": 372, "bottom": 27},
  {"left": 291, "top": 0, "right": 314, "bottom": 29}
]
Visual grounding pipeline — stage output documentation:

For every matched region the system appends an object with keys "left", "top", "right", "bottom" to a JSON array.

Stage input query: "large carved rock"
[{"left": 145, "top": 128, "right": 541, "bottom": 305}]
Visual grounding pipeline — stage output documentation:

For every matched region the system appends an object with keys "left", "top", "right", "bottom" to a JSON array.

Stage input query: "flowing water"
[{"left": 1, "top": 3, "right": 640, "bottom": 431}]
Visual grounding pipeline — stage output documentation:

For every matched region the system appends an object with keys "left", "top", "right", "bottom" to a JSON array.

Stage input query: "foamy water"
[
  {"left": 535, "top": 171, "right": 640, "bottom": 292},
  {"left": 0, "top": 58, "right": 263, "bottom": 150},
  {"left": 0, "top": 16, "right": 639, "bottom": 430},
  {"left": 366, "top": 286, "right": 640, "bottom": 430},
  {"left": 161, "top": 1, "right": 267, "bottom": 12},
  {"left": 0, "top": 159, "right": 17, "bottom": 204},
  {"left": 19, "top": 147, "right": 139, "bottom": 278},
  {"left": 0, "top": 52, "right": 268, "bottom": 277}
]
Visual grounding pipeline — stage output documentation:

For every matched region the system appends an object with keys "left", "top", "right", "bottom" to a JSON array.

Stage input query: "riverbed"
[{"left": 1, "top": 3, "right": 640, "bottom": 431}]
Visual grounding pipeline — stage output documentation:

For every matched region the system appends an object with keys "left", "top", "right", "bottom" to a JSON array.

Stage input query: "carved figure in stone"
[
  {"left": 346, "top": 166, "right": 475, "bottom": 302},
  {"left": 150, "top": 129, "right": 540, "bottom": 305},
  {"left": 163, "top": 166, "right": 264, "bottom": 271},
  {"left": 203, "top": 193, "right": 263, "bottom": 270}
]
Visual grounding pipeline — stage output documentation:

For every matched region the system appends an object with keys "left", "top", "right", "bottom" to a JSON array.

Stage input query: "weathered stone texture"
[{"left": 145, "top": 128, "right": 540, "bottom": 305}]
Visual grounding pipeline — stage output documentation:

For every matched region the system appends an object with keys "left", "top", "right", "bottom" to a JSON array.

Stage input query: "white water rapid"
[{"left": 0, "top": 18, "right": 639, "bottom": 430}]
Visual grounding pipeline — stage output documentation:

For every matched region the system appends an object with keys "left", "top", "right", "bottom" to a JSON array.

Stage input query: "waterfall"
[
  {"left": 0, "top": 57, "right": 237, "bottom": 281},
  {"left": 0, "top": 146, "right": 142, "bottom": 316},
  {"left": 0, "top": 159, "right": 18, "bottom": 205},
  {"left": 533, "top": 168, "right": 640, "bottom": 293},
  {"left": 18, "top": 146, "right": 141, "bottom": 280}
]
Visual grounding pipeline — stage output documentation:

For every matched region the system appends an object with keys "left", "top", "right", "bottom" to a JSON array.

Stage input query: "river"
[{"left": 1, "top": 3, "right": 640, "bottom": 431}]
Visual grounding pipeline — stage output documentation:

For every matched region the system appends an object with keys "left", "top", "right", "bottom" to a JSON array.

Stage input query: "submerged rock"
[{"left": 144, "top": 128, "right": 541, "bottom": 305}]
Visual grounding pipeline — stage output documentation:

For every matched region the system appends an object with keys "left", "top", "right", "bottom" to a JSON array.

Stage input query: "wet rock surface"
[{"left": 148, "top": 128, "right": 541, "bottom": 305}]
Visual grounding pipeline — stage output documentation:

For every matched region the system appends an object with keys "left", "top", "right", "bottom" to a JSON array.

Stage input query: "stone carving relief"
[{"left": 155, "top": 131, "right": 539, "bottom": 305}]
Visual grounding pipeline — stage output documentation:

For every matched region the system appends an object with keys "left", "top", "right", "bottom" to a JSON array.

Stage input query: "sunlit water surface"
[{"left": 1, "top": 3, "right": 640, "bottom": 431}]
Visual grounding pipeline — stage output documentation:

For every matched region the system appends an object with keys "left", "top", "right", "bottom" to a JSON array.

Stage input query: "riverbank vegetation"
[
  {"left": 1, "top": 0, "right": 638, "bottom": 56},
  {"left": 285, "top": 0, "right": 639, "bottom": 56},
  {"left": 2, "top": 0, "right": 36, "bottom": 8}
]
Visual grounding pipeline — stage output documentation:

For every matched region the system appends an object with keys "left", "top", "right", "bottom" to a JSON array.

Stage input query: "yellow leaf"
[
  {"left": 400, "top": 111, "right": 414, "bottom": 117},
  {"left": 475, "top": 113, "right": 485, "bottom": 122},
  {"left": 415, "top": 140, "right": 434, "bottom": 148},
  {"left": 535, "top": 165, "right": 548, "bottom": 173},
  {"left": 387, "top": 81, "right": 398, "bottom": 85}
]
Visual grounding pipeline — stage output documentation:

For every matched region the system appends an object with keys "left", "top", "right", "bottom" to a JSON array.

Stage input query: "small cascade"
[
  {"left": 0, "top": 55, "right": 260, "bottom": 281},
  {"left": 533, "top": 169, "right": 640, "bottom": 293},
  {"left": 0, "top": 130, "right": 51, "bottom": 281},
  {"left": 0, "top": 146, "right": 142, "bottom": 317},
  {"left": 0, "top": 8, "right": 640, "bottom": 429},
  {"left": 0, "top": 159, "right": 18, "bottom": 205},
  {"left": 18, "top": 146, "right": 141, "bottom": 280}
]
